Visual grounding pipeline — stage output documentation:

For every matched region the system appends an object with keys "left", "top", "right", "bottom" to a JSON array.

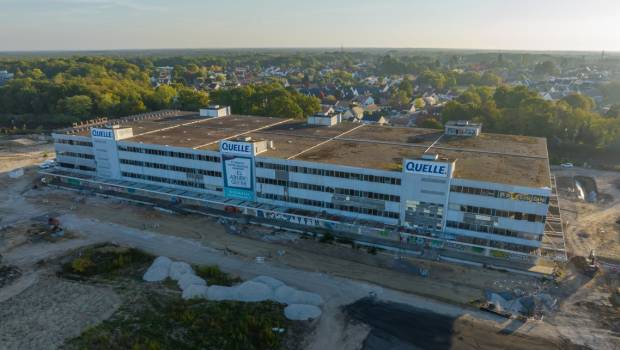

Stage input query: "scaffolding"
[{"left": 540, "top": 176, "right": 568, "bottom": 262}]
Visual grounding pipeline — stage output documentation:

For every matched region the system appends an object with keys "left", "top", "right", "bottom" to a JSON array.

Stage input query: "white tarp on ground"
[
  {"left": 207, "top": 285, "right": 239, "bottom": 301},
  {"left": 143, "top": 260, "right": 323, "bottom": 320},
  {"left": 169, "top": 261, "right": 193, "bottom": 281},
  {"left": 274, "top": 285, "right": 323, "bottom": 306},
  {"left": 8, "top": 168, "right": 24, "bottom": 179},
  {"left": 236, "top": 281, "right": 273, "bottom": 302},
  {"left": 182, "top": 284, "right": 209, "bottom": 300},
  {"left": 284, "top": 304, "right": 322, "bottom": 321},
  {"left": 250, "top": 276, "right": 285, "bottom": 290},
  {"left": 178, "top": 274, "right": 206, "bottom": 291},
  {"left": 142, "top": 256, "right": 173, "bottom": 282}
]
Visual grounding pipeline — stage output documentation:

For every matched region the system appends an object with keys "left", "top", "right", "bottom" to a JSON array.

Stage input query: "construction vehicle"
[{"left": 584, "top": 250, "right": 600, "bottom": 277}]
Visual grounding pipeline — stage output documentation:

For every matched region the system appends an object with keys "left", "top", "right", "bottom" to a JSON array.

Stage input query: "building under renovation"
[{"left": 44, "top": 106, "right": 566, "bottom": 267}]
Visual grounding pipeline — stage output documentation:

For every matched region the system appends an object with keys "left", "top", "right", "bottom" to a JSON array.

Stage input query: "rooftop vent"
[
  {"left": 422, "top": 153, "right": 439, "bottom": 161},
  {"left": 200, "top": 105, "right": 231, "bottom": 118},
  {"left": 444, "top": 120, "right": 482, "bottom": 137},
  {"left": 307, "top": 112, "right": 342, "bottom": 127}
]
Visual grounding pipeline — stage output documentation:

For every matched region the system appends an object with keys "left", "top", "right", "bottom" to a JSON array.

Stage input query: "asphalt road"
[{"left": 345, "top": 297, "right": 456, "bottom": 350}]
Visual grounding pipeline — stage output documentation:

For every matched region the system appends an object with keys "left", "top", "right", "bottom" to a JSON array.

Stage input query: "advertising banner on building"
[
  {"left": 220, "top": 140, "right": 255, "bottom": 201},
  {"left": 222, "top": 154, "right": 254, "bottom": 200}
]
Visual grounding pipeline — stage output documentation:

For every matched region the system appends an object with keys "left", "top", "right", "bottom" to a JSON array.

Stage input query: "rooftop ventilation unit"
[
  {"left": 445, "top": 120, "right": 482, "bottom": 137},
  {"left": 200, "top": 105, "right": 231, "bottom": 118},
  {"left": 422, "top": 153, "right": 439, "bottom": 161},
  {"left": 307, "top": 112, "right": 341, "bottom": 127}
]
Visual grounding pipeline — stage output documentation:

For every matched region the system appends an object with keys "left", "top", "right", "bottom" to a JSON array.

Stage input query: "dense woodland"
[{"left": 0, "top": 51, "right": 619, "bottom": 163}]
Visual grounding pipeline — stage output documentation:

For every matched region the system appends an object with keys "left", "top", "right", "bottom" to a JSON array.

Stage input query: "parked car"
[
  {"left": 38, "top": 159, "right": 56, "bottom": 169},
  {"left": 561, "top": 162, "right": 574, "bottom": 168}
]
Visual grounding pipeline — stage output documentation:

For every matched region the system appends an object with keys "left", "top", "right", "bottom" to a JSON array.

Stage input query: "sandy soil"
[{"left": 0, "top": 273, "right": 121, "bottom": 350}]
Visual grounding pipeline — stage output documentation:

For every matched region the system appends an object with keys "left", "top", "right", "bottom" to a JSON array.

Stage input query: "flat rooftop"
[{"left": 58, "top": 111, "right": 550, "bottom": 188}]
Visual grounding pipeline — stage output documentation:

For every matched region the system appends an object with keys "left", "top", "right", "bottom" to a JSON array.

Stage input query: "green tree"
[
  {"left": 147, "top": 85, "right": 177, "bottom": 110},
  {"left": 602, "top": 82, "right": 620, "bottom": 104},
  {"left": 561, "top": 93, "right": 595, "bottom": 111},
  {"left": 399, "top": 77, "right": 414, "bottom": 98},
  {"left": 418, "top": 118, "right": 443, "bottom": 129},
  {"left": 534, "top": 61, "right": 559, "bottom": 76},
  {"left": 58, "top": 95, "right": 93, "bottom": 117},
  {"left": 175, "top": 87, "right": 209, "bottom": 111}
]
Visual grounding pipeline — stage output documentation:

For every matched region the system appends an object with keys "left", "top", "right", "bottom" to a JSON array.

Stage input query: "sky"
[{"left": 1, "top": 0, "right": 619, "bottom": 52}]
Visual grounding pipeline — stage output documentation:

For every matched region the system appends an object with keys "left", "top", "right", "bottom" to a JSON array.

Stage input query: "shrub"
[
  {"left": 71, "top": 256, "right": 95, "bottom": 274},
  {"left": 64, "top": 246, "right": 153, "bottom": 277},
  {"left": 319, "top": 232, "right": 334, "bottom": 243},
  {"left": 194, "top": 265, "right": 241, "bottom": 286}
]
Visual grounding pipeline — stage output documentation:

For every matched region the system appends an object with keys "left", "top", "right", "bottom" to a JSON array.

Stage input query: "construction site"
[{"left": 1, "top": 134, "right": 619, "bottom": 349}]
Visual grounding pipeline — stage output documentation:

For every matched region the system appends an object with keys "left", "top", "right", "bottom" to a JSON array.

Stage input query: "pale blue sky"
[{"left": 1, "top": 0, "right": 619, "bottom": 51}]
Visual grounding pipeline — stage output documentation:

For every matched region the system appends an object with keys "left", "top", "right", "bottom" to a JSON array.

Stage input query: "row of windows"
[
  {"left": 256, "top": 162, "right": 401, "bottom": 185},
  {"left": 56, "top": 139, "right": 93, "bottom": 147},
  {"left": 121, "top": 171, "right": 219, "bottom": 190},
  {"left": 256, "top": 177, "right": 400, "bottom": 202},
  {"left": 257, "top": 192, "right": 400, "bottom": 219},
  {"left": 446, "top": 221, "right": 541, "bottom": 241},
  {"left": 58, "top": 151, "right": 94, "bottom": 159},
  {"left": 453, "top": 234, "right": 537, "bottom": 253},
  {"left": 118, "top": 145, "right": 221, "bottom": 163},
  {"left": 450, "top": 185, "right": 549, "bottom": 204},
  {"left": 406, "top": 200, "right": 444, "bottom": 218},
  {"left": 59, "top": 162, "right": 95, "bottom": 172},
  {"left": 449, "top": 203, "right": 546, "bottom": 223},
  {"left": 119, "top": 159, "right": 222, "bottom": 177}
]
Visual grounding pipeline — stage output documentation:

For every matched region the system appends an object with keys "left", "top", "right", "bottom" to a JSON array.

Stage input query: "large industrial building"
[{"left": 45, "top": 106, "right": 566, "bottom": 266}]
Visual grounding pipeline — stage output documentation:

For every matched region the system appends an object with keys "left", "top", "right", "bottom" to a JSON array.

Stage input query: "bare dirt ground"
[
  {"left": 0, "top": 144, "right": 618, "bottom": 350},
  {"left": 553, "top": 166, "right": 620, "bottom": 263},
  {"left": 0, "top": 273, "right": 121, "bottom": 350}
]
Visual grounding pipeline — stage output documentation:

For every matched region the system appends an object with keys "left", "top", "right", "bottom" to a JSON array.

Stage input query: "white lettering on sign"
[
  {"left": 224, "top": 157, "right": 252, "bottom": 189},
  {"left": 220, "top": 140, "right": 253, "bottom": 156},
  {"left": 91, "top": 128, "right": 114, "bottom": 139},
  {"left": 404, "top": 159, "right": 449, "bottom": 178}
]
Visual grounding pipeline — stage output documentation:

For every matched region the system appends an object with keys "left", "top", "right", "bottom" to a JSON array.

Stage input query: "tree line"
[
  {"left": 439, "top": 85, "right": 620, "bottom": 151},
  {"left": 0, "top": 57, "right": 209, "bottom": 130},
  {"left": 210, "top": 83, "right": 320, "bottom": 119}
]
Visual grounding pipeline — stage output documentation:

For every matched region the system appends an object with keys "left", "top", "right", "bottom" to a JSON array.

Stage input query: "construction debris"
[
  {"left": 482, "top": 290, "right": 558, "bottom": 320},
  {"left": 612, "top": 288, "right": 620, "bottom": 307},
  {"left": 0, "top": 265, "right": 21, "bottom": 288},
  {"left": 8, "top": 168, "right": 24, "bottom": 179}
]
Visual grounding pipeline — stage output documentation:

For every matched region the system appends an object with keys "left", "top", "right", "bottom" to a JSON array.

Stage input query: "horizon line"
[{"left": 0, "top": 46, "right": 618, "bottom": 55}]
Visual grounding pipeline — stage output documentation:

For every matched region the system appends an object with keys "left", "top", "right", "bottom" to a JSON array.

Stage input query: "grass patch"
[
  {"left": 62, "top": 292, "right": 290, "bottom": 350},
  {"left": 194, "top": 265, "right": 242, "bottom": 286},
  {"left": 61, "top": 244, "right": 153, "bottom": 278},
  {"left": 318, "top": 232, "right": 335, "bottom": 243}
]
